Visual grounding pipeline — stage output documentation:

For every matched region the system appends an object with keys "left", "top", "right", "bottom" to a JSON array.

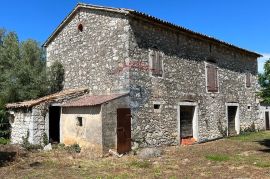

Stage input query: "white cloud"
[{"left": 258, "top": 53, "right": 270, "bottom": 73}]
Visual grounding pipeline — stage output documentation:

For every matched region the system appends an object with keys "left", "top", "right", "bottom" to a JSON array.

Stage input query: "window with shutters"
[
  {"left": 246, "top": 72, "right": 251, "bottom": 88},
  {"left": 206, "top": 62, "right": 218, "bottom": 92},
  {"left": 150, "top": 50, "right": 163, "bottom": 77}
]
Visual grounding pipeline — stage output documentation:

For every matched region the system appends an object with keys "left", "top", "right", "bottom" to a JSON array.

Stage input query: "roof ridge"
[
  {"left": 77, "top": 2, "right": 132, "bottom": 12},
  {"left": 43, "top": 3, "right": 262, "bottom": 57}
]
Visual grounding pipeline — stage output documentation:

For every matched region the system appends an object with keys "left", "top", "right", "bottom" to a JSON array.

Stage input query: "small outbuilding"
[
  {"left": 6, "top": 88, "right": 131, "bottom": 154},
  {"left": 60, "top": 93, "right": 130, "bottom": 153},
  {"left": 6, "top": 88, "right": 88, "bottom": 145}
]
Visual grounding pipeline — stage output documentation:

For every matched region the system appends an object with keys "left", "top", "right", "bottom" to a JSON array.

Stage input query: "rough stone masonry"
[{"left": 43, "top": 3, "right": 263, "bottom": 148}]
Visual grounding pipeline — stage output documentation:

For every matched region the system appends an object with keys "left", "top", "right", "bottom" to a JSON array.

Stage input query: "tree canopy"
[
  {"left": 0, "top": 29, "right": 64, "bottom": 140},
  {"left": 258, "top": 59, "right": 270, "bottom": 103}
]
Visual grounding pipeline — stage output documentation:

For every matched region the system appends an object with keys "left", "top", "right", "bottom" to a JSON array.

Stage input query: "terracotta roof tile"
[
  {"left": 62, "top": 93, "right": 128, "bottom": 107},
  {"left": 6, "top": 88, "right": 88, "bottom": 109}
]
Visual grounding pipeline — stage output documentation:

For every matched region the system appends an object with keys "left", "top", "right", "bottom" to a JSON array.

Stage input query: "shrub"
[
  {"left": 0, "top": 137, "right": 10, "bottom": 145},
  {"left": 65, "top": 143, "right": 81, "bottom": 153},
  {"left": 43, "top": 132, "right": 49, "bottom": 146}
]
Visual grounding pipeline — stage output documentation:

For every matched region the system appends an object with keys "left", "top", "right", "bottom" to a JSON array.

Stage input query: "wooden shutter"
[
  {"left": 156, "top": 52, "right": 162, "bottom": 76},
  {"left": 246, "top": 73, "right": 251, "bottom": 87},
  {"left": 207, "top": 64, "right": 218, "bottom": 92},
  {"left": 152, "top": 51, "right": 163, "bottom": 77},
  {"left": 152, "top": 51, "right": 158, "bottom": 75}
]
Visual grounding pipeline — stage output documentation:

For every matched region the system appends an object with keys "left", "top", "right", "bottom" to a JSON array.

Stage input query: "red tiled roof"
[
  {"left": 6, "top": 88, "right": 88, "bottom": 109},
  {"left": 62, "top": 93, "right": 129, "bottom": 107}
]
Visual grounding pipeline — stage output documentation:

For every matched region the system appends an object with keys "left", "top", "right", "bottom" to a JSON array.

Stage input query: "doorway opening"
[
  {"left": 49, "top": 106, "right": 61, "bottom": 143},
  {"left": 265, "top": 111, "right": 270, "bottom": 130},
  {"left": 117, "top": 108, "right": 131, "bottom": 154},
  {"left": 226, "top": 103, "right": 240, "bottom": 136},
  {"left": 178, "top": 102, "right": 198, "bottom": 145}
]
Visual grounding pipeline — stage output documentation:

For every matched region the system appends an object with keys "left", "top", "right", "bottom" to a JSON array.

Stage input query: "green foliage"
[
  {"left": 0, "top": 137, "right": 10, "bottom": 145},
  {"left": 48, "top": 61, "right": 64, "bottom": 93},
  {"left": 65, "top": 143, "right": 81, "bottom": 153},
  {"left": 0, "top": 28, "right": 65, "bottom": 142},
  {"left": 43, "top": 132, "right": 49, "bottom": 146},
  {"left": 258, "top": 59, "right": 270, "bottom": 103}
]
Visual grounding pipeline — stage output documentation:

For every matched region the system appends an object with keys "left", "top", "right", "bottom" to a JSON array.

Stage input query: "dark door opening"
[
  {"left": 265, "top": 112, "right": 270, "bottom": 130},
  {"left": 117, "top": 108, "right": 131, "bottom": 154},
  {"left": 49, "top": 106, "right": 61, "bottom": 143},
  {"left": 227, "top": 106, "right": 237, "bottom": 136},
  {"left": 180, "top": 106, "right": 195, "bottom": 144}
]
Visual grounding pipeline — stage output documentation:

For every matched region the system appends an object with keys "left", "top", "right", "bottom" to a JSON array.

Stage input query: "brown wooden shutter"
[
  {"left": 207, "top": 64, "right": 218, "bottom": 92},
  {"left": 214, "top": 66, "right": 218, "bottom": 91},
  {"left": 152, "top": 51, "right": 158, "bottom": 75},
  {"left": 156, "top": 52, "right": 162, "bottom": 76},
  {"left": 152, "top": 51, "right": 163, "bottom": 77},
  {"left": 246, "top": 73, "right": 251, "bottom": 87}
]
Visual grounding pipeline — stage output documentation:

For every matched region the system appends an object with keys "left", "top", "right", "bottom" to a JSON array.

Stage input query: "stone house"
[{"left": 7, "top": 3, "right": 264, "bottom": 153}]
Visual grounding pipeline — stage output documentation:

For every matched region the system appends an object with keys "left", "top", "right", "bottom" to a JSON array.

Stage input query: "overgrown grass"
[
  {"left": 229, "top": 131, "right": 270, "bottom": 142},
  {"left": 205, "top": 154, "right": 230, "bottom": 162},
  {"left": 129, "top": 160, "right": 151, "bottom": 168}
]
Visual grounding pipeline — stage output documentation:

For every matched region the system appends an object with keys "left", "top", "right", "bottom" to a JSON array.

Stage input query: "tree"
[
  {"left": 47, "top": 61, "right": 65, "bottom": 93},
  {"left": 0, "top": 29, "right": 65, "bottom": 142},
  {"left": 258, "top": 59, "right": 270, "bottom": 103},
  {"left": 0, "top": 30, "right": 47, "bottom": 141},
  {"left": 0, "top": 30, "right": 20, "bottom": 140}
]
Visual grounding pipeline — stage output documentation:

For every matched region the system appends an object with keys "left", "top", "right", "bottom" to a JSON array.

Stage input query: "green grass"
[
  {"left": 254, "top": 162, "right": 270, "bottom": 168},
  {"left": 205, "top": 154, "right": 230, "bottom": 162},
  {"left": 229, "top": 131, "right": 270, "bottom": 142},
  {"left": 129, "top": 160, "right": 151, "bottom": 168}
]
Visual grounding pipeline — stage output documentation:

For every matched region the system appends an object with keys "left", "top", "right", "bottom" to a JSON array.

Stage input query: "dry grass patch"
[{"left": 1, "top": 131, "right": 270, "bottom": 178}]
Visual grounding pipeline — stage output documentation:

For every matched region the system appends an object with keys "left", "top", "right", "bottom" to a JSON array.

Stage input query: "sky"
[{"left": 0, "top": 0, "right": 269, "bottom": 72}]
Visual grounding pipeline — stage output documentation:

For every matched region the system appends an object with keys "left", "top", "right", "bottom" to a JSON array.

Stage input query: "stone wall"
[
  {"left": 46, "top": 8, "right": 130, "bottom": 95},
  {"left": 10, "top": 109, "right": 32, "bottom": 144},
  {"left": 61, "top": 106, "right": 103, "bottom": 153},
  {"left": 31, "top": 103, "right": 49, "bottom": 144},
  {"left": 10, "top": 104, "right": 49, "bottom": 145},
  {"left": 127, "top": 17, "right": 261, "bottom": 147}
]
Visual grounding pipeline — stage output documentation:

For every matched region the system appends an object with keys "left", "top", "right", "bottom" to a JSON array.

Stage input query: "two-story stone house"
[{"left": 7, "top": 3, "right": 263, "bottom": 154}]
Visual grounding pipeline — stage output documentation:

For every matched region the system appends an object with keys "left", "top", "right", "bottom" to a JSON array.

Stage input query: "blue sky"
[{"left": 0, "top": 0, "right": 269, "bottom": 72}]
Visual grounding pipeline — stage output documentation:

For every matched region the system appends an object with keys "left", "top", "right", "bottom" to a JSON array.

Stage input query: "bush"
[
  {"left": 43, "top": 132, "right": 49, "bottom": 146},
  {"left": 65, "top": 143, "right": 81, "bottom": 153},
  {"left": 0, "top": 137, "right": 10, "bottom": 145}
]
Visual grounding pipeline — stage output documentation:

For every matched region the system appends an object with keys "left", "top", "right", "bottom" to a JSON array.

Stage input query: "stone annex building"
[{"left": 6, "top": 3, "right": 266, "bottom": 153}]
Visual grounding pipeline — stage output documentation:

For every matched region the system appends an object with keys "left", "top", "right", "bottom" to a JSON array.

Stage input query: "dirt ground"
[{"left": 1, "top": 132, "right": 270, "bottom": 179}]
